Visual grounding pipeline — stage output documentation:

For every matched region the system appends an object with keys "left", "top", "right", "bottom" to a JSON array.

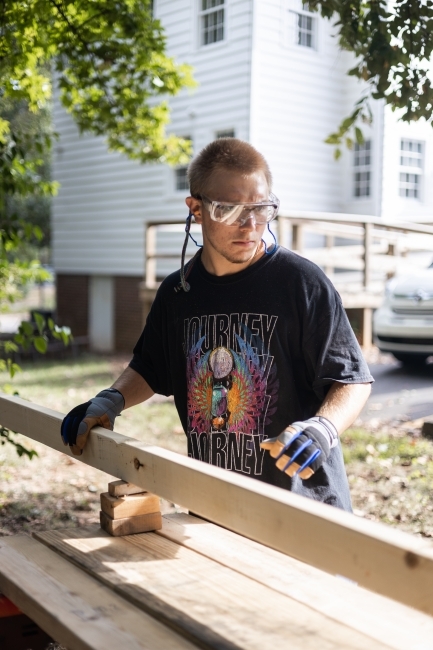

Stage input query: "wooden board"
[
  {"left": 34, "top": 525, "right": 391, "bottom": 650},
  {"left": 157, "top": 513, "right": 433, "bottom": 650},
  {"left": 100, "top": 510, "right": 162, "bottom": 536},
  {"left": 101, "top": 491, "right": 160, "bottom": 519},
  {"left": 2, "top": 393, "right": 433, "bottom": 616},
  {"left": 0, "top": 534, "right": 195, "bottom": 650},
  {"left": 108, "top": 479, "right": 145, "bottom": 496}
]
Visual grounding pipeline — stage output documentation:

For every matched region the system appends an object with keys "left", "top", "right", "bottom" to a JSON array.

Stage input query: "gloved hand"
[
  {"left": 61, "top": 388, "right": 125, "bottom": 456},
  {"left": 260, "top": 416, "right": 338, "bottom": 480}
]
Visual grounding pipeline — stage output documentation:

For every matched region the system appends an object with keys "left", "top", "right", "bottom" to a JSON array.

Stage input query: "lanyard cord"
[{"left": 175, "top": 213, "right": 202, "bottom": 293}]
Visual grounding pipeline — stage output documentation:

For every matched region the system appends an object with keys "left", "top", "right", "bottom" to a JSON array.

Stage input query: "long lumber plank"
[
  {"left": 2, "top": 392, "right": 433, "bottom": 615},
  {"left": 0, "top": 534, "right": 195, "bottom": 650},
  {"left": 157, "top": 513, "right": 433, "bottom": 650},
  {"left": 35, "top": 525, "right": 389, "bottom": 650}
]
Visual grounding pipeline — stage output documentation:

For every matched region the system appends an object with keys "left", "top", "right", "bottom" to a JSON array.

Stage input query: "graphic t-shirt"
[{"left": 130, "top": 246, "right": 373, "bottom": 511}]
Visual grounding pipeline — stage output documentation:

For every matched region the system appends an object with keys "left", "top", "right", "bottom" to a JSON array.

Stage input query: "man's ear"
[{"left": 185, "top": 196, "right": 203, "bottom": 224}]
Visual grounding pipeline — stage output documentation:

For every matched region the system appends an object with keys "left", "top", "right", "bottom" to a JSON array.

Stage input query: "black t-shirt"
[{"left": 130, "top": 246, "right": 373, "bottom": 511}]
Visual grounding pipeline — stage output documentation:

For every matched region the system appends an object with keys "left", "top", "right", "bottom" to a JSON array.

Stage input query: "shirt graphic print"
[{"left": 184, "top": 312, "right": 279, "bottom": 476}]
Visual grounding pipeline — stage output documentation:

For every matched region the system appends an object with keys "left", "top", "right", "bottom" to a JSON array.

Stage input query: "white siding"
[
  {"left": 381, "top": 108, "right": 433, "bottom": 221},
  {"left": 52, "top": 0, "right": 253, "bottom": 277},
  {"left": 250, "top": 0, "right": 349, "bottom": 212}
]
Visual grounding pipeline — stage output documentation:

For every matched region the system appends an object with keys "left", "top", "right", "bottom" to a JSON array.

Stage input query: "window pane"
[
  {"left": 202, "top": 8, "right": 224, "bottom": 45},
  {"left": 353, "top": 141, "right": 372, "bottom": 198},
  {"left": 298, "top": 13, "right": 314, "bottom": 47},
  {"left": 399, "top": 172, "right": 419, "bottom": 199},
  {"left": 216, "top": 129, "right": 235, "bottom": 138},
  {"left": 176, "top": 167, "right": 189, "bottom": 191},
  {"left": 202, "top": 0, "right": 224, "bottom": 10}
]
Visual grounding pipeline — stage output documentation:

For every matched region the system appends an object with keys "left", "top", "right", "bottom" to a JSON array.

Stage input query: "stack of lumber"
[{"left": 100, "top": 480, "right": 162, "bottom": 536}]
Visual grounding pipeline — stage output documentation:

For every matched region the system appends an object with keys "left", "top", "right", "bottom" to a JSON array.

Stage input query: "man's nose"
[{"left": 239, "top": 214, "right": 257, "bottom": 230}]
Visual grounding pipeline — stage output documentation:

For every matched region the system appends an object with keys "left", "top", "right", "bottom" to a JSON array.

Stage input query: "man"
[{"left": 61, "top": 138, "right": 373, "bottom": 511}]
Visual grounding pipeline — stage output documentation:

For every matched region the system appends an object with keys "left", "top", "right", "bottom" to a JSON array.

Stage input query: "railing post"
[
  {"left": 291, "top": 223, "right": 304, "bottom": 252},
  {"left": 145, "top": 224, "right": 157, "bottom": 289},
  {"left": 363, "top": 222, "right": 372, "bottom": 289},
  {"left": 324, "top": 234, "right": 334, "bottom": 277}
]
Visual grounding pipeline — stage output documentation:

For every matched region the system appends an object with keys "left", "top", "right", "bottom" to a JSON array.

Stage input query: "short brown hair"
[{"left": 187, "top": 138, "right": 272, "bottom": 197}]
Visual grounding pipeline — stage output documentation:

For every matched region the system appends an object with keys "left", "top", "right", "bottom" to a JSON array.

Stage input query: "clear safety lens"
[{"left": 204, "top": 194, "right": 279, "bottom": 226}]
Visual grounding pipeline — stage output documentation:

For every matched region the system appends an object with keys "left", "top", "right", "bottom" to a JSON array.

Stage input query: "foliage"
[
  {"left": 306, "top": 1, "right": 433, "bottom": 157},
  {"left": 0, "top": 0, "right": 194, "bottom": 456},
  {"left": 1, "top": 0, "right": 195, "bottom": 167},
  {"left": 0, "top": 312, "right": 72, "bottom": 459}
]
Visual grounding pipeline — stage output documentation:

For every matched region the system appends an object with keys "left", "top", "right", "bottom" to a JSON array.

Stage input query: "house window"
[
  {"left": 353, "top": 140, "right": 371, "bottom": 198},
  {"left": 399, "top": 173, "right": 420, "bottom": 199},
  {"left": 175, "top": 167, "right": 189, "bottom": 191},
  {"left": 399, "top": 140, "right": 423, "bottom": 198},
  {"left": 297, "top": 3, "right": 315, "bottom": 48},
  {"left": 200, "top": 0, "right": 225, "bottom": 46},
  {"left": 215, "top": 129, "right": 235, "bottom": 139}
]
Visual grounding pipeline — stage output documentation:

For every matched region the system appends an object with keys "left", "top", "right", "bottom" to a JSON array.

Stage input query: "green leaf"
[
  {"left": 33, "top": 336, "right": 48, "bottom": 354},
  {"left": 33, "top": 312, "right": 46, "bottom": 334},
  {"left": 355, "top": 127, "right": 364, "bottom": 145}
]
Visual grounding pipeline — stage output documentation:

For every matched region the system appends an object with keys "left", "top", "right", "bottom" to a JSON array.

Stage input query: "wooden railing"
[
  {"left": 1, "top": 391, "right": 433, "bottom": 616},
  {"left": 141, "top": 213, "right": 433, "bottom": 346}
]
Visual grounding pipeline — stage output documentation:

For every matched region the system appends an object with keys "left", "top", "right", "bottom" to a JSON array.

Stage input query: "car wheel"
[{"left": 392, "top": 352, "right": 429, "bottom": 366}]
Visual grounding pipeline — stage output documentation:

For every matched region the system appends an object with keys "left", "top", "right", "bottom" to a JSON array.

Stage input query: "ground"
[{"left": 1, "top": 354, "right": 433, "bottom": 540}]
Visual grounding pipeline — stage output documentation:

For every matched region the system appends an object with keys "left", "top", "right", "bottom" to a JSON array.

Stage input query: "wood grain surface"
[
  {"left": 2, "top": 392, "right": 433, "bottom": 616},
  {"left": 0, "top": 534, "right": 195, "bottom": 650},
  {"left": 100, "top": 491, "right": 160, "bottom": 519},
  {"left": 34, "top": 525, "right": 391, "bottom": 650},
  {"left": 157, "top": 513, "right": 433, "bottom": 650}
]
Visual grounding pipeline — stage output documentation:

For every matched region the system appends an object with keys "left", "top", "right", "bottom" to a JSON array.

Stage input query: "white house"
[{"left": 52, "top": 0, "right": 433, "bottom": 352}]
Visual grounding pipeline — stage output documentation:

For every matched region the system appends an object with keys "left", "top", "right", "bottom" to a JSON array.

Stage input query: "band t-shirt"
[{"left": 130, "top": 246, "right": 373, "bottom": 511}]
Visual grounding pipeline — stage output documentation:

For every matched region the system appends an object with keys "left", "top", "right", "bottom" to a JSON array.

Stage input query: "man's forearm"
[
  {"left": 316, "top": 381, "right": 371, "bottom": 435},
  {"left": 111, "top": 367, "right": 154, "bottom": 409}
]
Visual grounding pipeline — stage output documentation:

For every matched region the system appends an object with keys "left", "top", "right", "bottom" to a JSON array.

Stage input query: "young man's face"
[{"left": 187, "top": 168, "right": 269, "bottom": 267}]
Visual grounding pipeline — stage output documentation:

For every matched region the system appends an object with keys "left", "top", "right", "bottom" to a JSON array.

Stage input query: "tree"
[
  {"left": 306, "top": 1, "right": 433, "bottom": 156},
  {"left": 0, "top": 0, "right": 194, "bottom": 456}
]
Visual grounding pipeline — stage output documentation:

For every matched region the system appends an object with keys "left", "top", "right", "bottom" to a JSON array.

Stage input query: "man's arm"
[
  {"left": 315, "top": 381, "right": 371, "bottom": 434},
  {"left": 61, "top": 366, "right": 155, "bottom": 455},
  {"left": 111, "top": 367, "right": 154, "bottom": 409}
]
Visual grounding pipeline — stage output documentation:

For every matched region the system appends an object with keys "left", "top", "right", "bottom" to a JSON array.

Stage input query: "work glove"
[
  {"left": 260, "top": 416, "right": 338, "bottom": 480},
  {"left": 61, "top": 388, "right": 125, "bottom": 456}
]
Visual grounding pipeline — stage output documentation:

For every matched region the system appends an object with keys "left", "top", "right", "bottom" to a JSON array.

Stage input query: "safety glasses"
[{"left": 200, "top": 193, "right": 280, "bottom": 226}]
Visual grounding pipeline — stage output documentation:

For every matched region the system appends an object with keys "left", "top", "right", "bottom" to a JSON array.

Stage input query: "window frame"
[
  {"left": 399, "top": 139, "right": 424, "bottom": 200},
  {"left": 353, "top": 140, "right": 372, "bottom": 199},
  {"left": 199, "top": 0, "right": 226, "bottom": 49},
  {"left": 215, "top": 128, "right": 236, "bottom": 139},
  {"left": 296, "top": 2, "right": 316, "bottom": 50}
]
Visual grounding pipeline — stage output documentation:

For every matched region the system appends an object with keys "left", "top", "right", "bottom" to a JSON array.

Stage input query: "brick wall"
[
  {"left": 114, "top": 276, "right": 144, "bottom": 352},
  {"left": 56, "top": 274, "right": 89, "bottom": 337}
]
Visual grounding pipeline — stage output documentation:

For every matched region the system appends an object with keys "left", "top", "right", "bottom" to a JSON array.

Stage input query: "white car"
[{"left": 373, "top": 265, "right": 433, "bottom": 365}]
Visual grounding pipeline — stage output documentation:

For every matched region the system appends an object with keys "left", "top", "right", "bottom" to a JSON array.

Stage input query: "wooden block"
[
  {"left": 101, "top": 491, "right": 160, "bottom": 520},
  {"left": 108, "top": 479, "right": 145, "bottom": 497},
  {"left": 100, "top": 510, "right": 162, "bottom": 537}
]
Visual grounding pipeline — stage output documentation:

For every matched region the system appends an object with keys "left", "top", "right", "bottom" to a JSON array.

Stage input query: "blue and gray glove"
[
  {"left": 61, "top": 388, "right": 125, "bottom": 456},
  {"left": 260, "top": 416, "right": 338, "bottom": 479}
]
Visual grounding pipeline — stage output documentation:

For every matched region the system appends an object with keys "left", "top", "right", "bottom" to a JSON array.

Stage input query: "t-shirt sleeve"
[
  {"left": 129, "top": 290, "right": 172, "bottom": 397},
  {"left": 301, "top": 279, "right": 374, "bottom": 401}
]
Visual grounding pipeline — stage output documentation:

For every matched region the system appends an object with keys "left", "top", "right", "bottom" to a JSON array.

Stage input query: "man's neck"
[{"left": 200, "top": 241, "right": 265, "bottom": 276}]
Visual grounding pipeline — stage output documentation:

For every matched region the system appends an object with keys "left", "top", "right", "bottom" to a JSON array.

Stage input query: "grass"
[{"left": 1, "top": 354, "right": 433, "bottom": 539}]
